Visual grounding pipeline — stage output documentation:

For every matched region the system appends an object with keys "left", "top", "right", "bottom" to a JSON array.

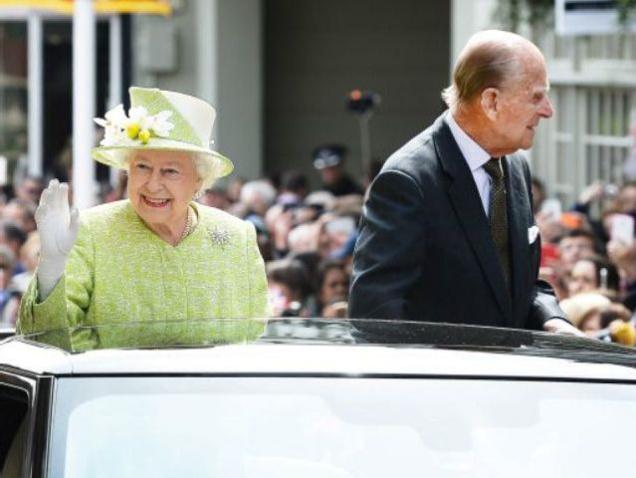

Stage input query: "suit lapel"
[
  {"left": 432, "top": 115, "right": 513, "bottom": 320},
  {"left": 503, "top": 156, "right": 531, "bottom": 325}
]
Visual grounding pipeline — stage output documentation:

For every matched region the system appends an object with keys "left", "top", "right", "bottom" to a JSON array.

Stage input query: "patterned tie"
[{"left": 483, "top": 157, "right": 511, "bottom": 288}]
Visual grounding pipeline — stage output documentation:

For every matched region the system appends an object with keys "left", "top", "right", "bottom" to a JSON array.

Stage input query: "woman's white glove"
[{"left": 36, "top": 179, "right": 80, "bottom": 300}]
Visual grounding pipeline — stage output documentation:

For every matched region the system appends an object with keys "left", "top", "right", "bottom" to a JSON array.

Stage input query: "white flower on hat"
[
  {"left": 94, "top": 104, "right": 174, "bottom": 147},
  {"left": 150, "top": 110, "right": 174, "bottom": 137},
  {"left": 94, "top": 104, "right": 128, "bottom": 147}
]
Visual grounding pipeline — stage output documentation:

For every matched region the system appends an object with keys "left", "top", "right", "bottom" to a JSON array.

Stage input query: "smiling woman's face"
[{"left": 128, "top": 150, "right": 201, "bottom": 230}]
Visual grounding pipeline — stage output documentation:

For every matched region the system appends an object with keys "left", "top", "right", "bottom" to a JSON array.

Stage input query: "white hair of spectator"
[
  {"left": 305, "top": 190, "right": 336, "bottom": 211},
  {"left": 288, "top": 223, "right": 320, "bottom": 253},
  {"left": 240, "top": 180, "right": 277, "bottom": 211}
]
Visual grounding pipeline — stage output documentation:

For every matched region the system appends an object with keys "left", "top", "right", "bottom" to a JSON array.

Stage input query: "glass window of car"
[
  {"left": 49, "top": 376, "right": 636, "bottom": 477},
  {"left": 0, "top": 383, "right": 28, "bottom": 477}
]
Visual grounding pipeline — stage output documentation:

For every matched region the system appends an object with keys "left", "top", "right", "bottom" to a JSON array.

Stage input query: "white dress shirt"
[{"left": 445, "top": 112, "right": 493, "bottom": 217}]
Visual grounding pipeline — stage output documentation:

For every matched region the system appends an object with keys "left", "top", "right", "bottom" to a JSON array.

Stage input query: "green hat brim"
[{"left": 91, "top": 138, "right": 234, "bottom": 179}]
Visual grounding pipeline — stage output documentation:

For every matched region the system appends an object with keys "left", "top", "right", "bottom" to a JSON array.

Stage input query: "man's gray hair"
[{"left": 441, "top": 30, "right": 530, "bottom": 109}]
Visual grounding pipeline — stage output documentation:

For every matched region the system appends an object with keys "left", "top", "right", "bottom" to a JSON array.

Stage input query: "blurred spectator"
[
  {"left": 236, "top": 179, "right": 277, "bottom": 219},
  {"left": 11, "top": 232, "right": 39, "bottom": 291},
  {"left": 227, "top": 176, "right": 246, "bottom": 204},
  {"left": 305, "top": 190, "right": 336, "bottom": 212},
  {"left": 312, "top": 144, "right": 363, "bottom": 197},
  {"left": 557, "top": 229, "right": 596, "bottom": 270},
  {"left": 607, "top": 240, "right": 636, "bottom": 311},
  {"left": 560, "top": 292, "right": 611, "bottom": 336},
  {"left": 312, "top": 259, "right": 349, "bottom": 318},
  {"left": 320, "top": 215, "right": 357, "bottom": 259},
  {"left": 535, "top": 211, "right": 567, "bottom": 245},
  {"left": 266, "top": 258, "right": 313, "bottom": 317},
  {"left": 531, "top": 177, "right": 546, "bottom": 213},
  {"left": 0, "top": 245, "right": 15, "bottom": 323},
  {"left": 567, "top": 255, "right": 620, "bottom": 298},
  {"left": 561, "top": 291, "right": 633, "bottom": 339},
  {"left": 289, "top": 252, "right": 322, "bottom": 287},
  {"left": 616, "top": 181, "right": 636, "bottom": 213},
  {"left": 2, "top": 233, "right": 39, "bottom": 326},
  {"left": 198, "top": 185, "right": 231, "bottom": 211},
  {"left": 572, "top": 180, "right": 605, "bottom": 216},
  {"left": 0, "top": 220, "right": 27, "bottom": 274},
  {"left": 13, "top": 175, "right": 43, "bottom": 205},
  {"left": 600, "top": 205, "right": 622, "bottom": 244},
  {"left": 278, "top": 170, "right": 308, "bottom": 205},
  {"left": 2, "top": 199, "right": 36, "bottom": 234},
  {"left": 288, "top": 223, "right": 321, "bottom": 255}
]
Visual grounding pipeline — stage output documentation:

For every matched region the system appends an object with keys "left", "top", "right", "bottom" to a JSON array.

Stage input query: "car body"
[
  {"left": 0, "top": 328, "right": 14, "bottom": 341},
  {"left": 1, "top": 318, "right": 636, "bottom": 477}
]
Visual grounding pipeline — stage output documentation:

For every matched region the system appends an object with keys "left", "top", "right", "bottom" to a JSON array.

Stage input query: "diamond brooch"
[{"left": 209, "top": 227, "right": 231, "bottom": 247}]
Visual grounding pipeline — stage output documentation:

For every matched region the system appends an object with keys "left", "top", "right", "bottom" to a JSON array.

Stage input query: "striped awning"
[{"left": 0, "top": 0, "right": 171, "bottom": 15}]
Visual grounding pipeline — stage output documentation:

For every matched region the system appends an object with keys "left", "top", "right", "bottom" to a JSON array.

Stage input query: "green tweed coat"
[{"left": 18, "top": 200, "right": 268, "bottom": 351}]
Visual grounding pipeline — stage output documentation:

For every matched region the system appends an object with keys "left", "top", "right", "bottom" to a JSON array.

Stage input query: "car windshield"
[{"left": 49, "top": 375, "right": 636, "bottom": 477}]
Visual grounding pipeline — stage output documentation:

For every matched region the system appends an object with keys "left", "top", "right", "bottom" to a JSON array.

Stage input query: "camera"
[{"left": 346, "top": 90, "right": 381, "bottom": 114}]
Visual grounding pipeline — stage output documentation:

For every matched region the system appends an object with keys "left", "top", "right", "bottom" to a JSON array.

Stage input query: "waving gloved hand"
[{"left": 36, "top": 179, "right": 80, "bottom": 300}]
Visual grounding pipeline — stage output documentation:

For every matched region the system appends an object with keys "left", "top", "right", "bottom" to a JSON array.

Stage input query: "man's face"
[
  {"left": 320, "top": 268, "right": 349, "bottom": 305},
  {"left": 320, "top": 165, "right": 342, "bottom": 185},
  {"left": 559, "top": 236, "right": 594, "bottom": 267},
  {"left": 17, "top": 179, "right": 43, "bottom": 204},
  {"left": 568, "top": 259, "right": 597, "bottom": 296},
  {"left": 491, "top": 53, "right": 553, "bottom": 155}
]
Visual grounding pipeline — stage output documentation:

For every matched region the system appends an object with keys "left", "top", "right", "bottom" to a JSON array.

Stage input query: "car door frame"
[{"left": 0, "top": 366, "right": 54, "bottom": 478}]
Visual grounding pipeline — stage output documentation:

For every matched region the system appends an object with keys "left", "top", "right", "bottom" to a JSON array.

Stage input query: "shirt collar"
[{"left": 445, "top": 112, "right": 491, "bottom": 172}]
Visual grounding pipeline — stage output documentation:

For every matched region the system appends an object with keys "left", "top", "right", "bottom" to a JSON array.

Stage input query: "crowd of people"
[
  {"left": 0, "top": 142, "right": 369, "bottom": 328},
  {"left": 197, "top": 144, "right": 367, "bottom": 320},
  {"left": 0, "top": 161, "right": 631, "bottom": 348},
  {"left": 1, "top": 154, "right": 635, "bottom": 345},
  {"left": 0, "top": 175, "right": 43, "bottom": 327},
  {"left": 533, "top": 179, "right": 636, "bottom": 342}
]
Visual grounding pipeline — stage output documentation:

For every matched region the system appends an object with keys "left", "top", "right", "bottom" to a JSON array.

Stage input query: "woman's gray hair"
[
  {"left": 441, "top": 30, "right": 527, "bottom": 109},
  {"left": 191, "top": 154, "right": 218, "bottom": 196}
]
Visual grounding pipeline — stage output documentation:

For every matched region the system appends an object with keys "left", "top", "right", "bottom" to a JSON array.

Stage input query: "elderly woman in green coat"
[{"left": 18, "top": 87, "right": 268, "bottom": 351}]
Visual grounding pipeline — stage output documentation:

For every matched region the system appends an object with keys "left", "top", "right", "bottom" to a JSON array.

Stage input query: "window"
[
  {"left": 0, "top": 383, "right": 28, "bottom": 477},
  {"left": 49, "top": 376, "right": 636, "bottom": 477}
]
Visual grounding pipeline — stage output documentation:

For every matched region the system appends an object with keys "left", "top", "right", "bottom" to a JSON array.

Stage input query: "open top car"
[{"left": 1, "top": 318, "right": 636, "bottom": 477}]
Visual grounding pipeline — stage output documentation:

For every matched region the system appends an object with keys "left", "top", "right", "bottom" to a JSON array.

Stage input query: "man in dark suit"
[{"left": 349, "top": 30, "right": 580, "bottom": 334}]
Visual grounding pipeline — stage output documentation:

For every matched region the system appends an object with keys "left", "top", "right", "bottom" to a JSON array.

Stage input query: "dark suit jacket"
[{"left": 349, "top": 113, "right": 566, "bottom": 329}]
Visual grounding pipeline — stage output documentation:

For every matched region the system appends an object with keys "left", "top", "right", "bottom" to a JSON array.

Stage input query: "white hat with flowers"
[{"left": 92, "top": 87, "right": 233, "bottom": 181}]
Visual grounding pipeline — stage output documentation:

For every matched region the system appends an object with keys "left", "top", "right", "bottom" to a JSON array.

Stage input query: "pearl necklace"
[{"left": 177, "top": 206, "right": 197, "bottom": 244}]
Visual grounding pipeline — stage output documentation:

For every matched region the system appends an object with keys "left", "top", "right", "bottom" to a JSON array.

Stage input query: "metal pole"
[
  {"left": 72, "top": 0, "right": 96, "bottom": 209},
  {"left": 358, "top": 112, "right": 372, "bottom": 177},
  {"left": 196, "top": 0, "right": 218, "bottom": 108},
  {"left": 108, "top": 14, "right": 122, "bottom": 186},
  {"left": 27, "top": 13, "right": 43, "bottom": 177}
]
